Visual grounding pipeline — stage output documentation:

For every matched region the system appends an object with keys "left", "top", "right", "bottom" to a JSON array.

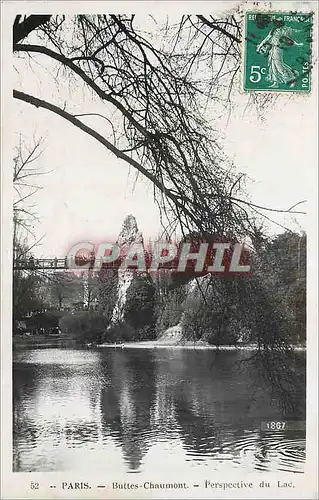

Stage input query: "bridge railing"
[
  {"left": 13, "top": 256, "right": 175, "bottom": 271},
  {"left": 13, "top": 257, "right": 121, "bottom": 270},
  {"left": 13, "top": 258, "right": 67, "bottom": 270}
]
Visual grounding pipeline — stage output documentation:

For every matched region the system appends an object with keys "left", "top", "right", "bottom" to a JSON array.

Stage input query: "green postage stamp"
[{"left": 243, "top": 11, "right": 313, "bottom": 92}]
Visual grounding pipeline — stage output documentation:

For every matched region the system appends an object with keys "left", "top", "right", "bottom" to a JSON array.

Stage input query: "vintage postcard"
[{"left": 1, "top": 1, "right": 318, "bottom": 499}]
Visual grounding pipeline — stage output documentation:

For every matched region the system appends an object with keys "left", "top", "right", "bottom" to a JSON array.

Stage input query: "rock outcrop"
[{"left": 110, "top": 214, "right": 144, "bottom": 324}]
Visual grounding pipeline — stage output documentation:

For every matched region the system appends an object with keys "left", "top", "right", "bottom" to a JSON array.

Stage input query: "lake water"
[{"left": 13, "top": 347, "right": 306, "bottom": 474}]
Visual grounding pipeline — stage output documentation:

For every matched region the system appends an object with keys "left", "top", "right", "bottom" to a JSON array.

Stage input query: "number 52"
[{"left": 249, "top": 65, "right": 266, "bottom": 83}]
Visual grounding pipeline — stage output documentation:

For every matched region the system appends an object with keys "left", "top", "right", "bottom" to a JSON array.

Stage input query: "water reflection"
[
  {"left": 99, "top": 350, "right": 157, "bottom": 471},
  {"left": 13, "top": 348, "right": 306, "bottom": 473}
]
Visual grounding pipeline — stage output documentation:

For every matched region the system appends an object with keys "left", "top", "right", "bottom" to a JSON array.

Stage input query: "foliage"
[
  {"left": 254, "top": 232, "right": 306, "bottom": 344},
  {"left": 182, "top": 277, "right": 243, "bottom": 345},
  {"left": 82, "top": 271, "right": 100, "bottom": 310},
  {"left": 13, "top": 271, "right": 45, "bottom": 322},
  {"left": 59, "top": 311, "right": 107, "bottom": 343},
  {"left": 123, "top": 275, "right": 156, "bottom": 338},
  {"left": 27, "top": 310, "right": 66, "bottom": 330},
  {"left": 46, "top": 271, "right": 84, "bottom": 310},
  {"left": 180, "top": 231, "right": 306, "bottom": 347},
  {"left": 155, "top": 286, "right": 186, "bottom": 335},
  {"left": 101, "top": 323, "right": 136, "bottom": 344},
  {"left": 97, "top": 270, "right": 119, "bottom": 320}
]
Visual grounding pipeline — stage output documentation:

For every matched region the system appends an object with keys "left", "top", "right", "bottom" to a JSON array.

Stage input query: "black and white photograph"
[{"left": 1, "top": 1, "right": 318, "bottom": 498}]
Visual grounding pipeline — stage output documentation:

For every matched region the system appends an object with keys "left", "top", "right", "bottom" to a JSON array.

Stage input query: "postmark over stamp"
[{"left": 243, "top": 11, "right": 313, "bottom": 92}]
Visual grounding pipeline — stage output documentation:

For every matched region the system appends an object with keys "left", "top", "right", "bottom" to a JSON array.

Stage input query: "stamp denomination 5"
[{"left": 243, "top": 11, "right": 313, "bottom": 92}]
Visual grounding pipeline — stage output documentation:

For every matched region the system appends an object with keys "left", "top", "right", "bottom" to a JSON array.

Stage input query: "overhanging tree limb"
[
  {"left": 14, "top": 43, "right": 155, "bottom": 142},
  {"left": 13, "top": 18, "right": 305, "bottom": 240},
  {"left": 16, "top": 43, "right": 215, "bottom": 212},
  {"left": 13, "top": 15, "right": 52, "bottom": 47},
  {"left": 13, "top": 89, "right": 200, "bottom": 229},
  {"left": 13, "top": 88, "right": 306, "bottom": 223}
]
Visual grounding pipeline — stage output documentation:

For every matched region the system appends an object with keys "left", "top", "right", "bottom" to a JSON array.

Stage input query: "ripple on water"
[
  {"left": 13, "top": 348, "right": 306, "bottom": 474},
  {"left": 183, "top": 428, "right": 305, "bottom": 473}
]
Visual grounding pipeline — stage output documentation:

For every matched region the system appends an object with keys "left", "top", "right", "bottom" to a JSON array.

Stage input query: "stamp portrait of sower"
[
  {"left": 243, "top": 11, "right": 313, "bottom": 92},
  {"left": 256, "top": 18, "right": 304, "bottom": 88}
]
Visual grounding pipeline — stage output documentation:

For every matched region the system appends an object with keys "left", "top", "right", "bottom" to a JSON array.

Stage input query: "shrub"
[
  {"left": 123, "top": 275, "right": 156, "bottom": 337},
  {"left": 155, "top": 287, "right": 186, "bottom": 335},
  {"left": 59, "top": 311, "right": 107, "bottom": 343}
]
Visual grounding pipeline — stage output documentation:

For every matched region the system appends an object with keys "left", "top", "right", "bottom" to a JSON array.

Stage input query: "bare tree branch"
[{"left": 13, "top": 15, "right": 52, "bottom": 46}]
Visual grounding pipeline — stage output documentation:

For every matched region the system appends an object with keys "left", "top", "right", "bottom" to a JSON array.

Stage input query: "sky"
[{"left": 11, "top": 8, "right": 318, "bottom": 259}]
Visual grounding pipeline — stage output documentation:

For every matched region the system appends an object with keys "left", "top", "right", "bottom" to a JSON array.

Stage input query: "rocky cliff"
[{"left": 110, "top": 214, "right": 144, "bottom": 324}]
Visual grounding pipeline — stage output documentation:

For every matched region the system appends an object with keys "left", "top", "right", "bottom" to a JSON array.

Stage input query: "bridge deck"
[
  {"left": 14, "top": 258, "right": 68, "bottom": 270},
  {"left": 14, "top": 258, "right": 120, "bottom": 270}
]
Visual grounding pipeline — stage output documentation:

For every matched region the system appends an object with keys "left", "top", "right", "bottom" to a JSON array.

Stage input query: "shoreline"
[
  {"left": 12, "top": 335, "right": 306, "bottom": 351},
  {"left": 95, "top": 341, "right": 306, "bottom": 351}
]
